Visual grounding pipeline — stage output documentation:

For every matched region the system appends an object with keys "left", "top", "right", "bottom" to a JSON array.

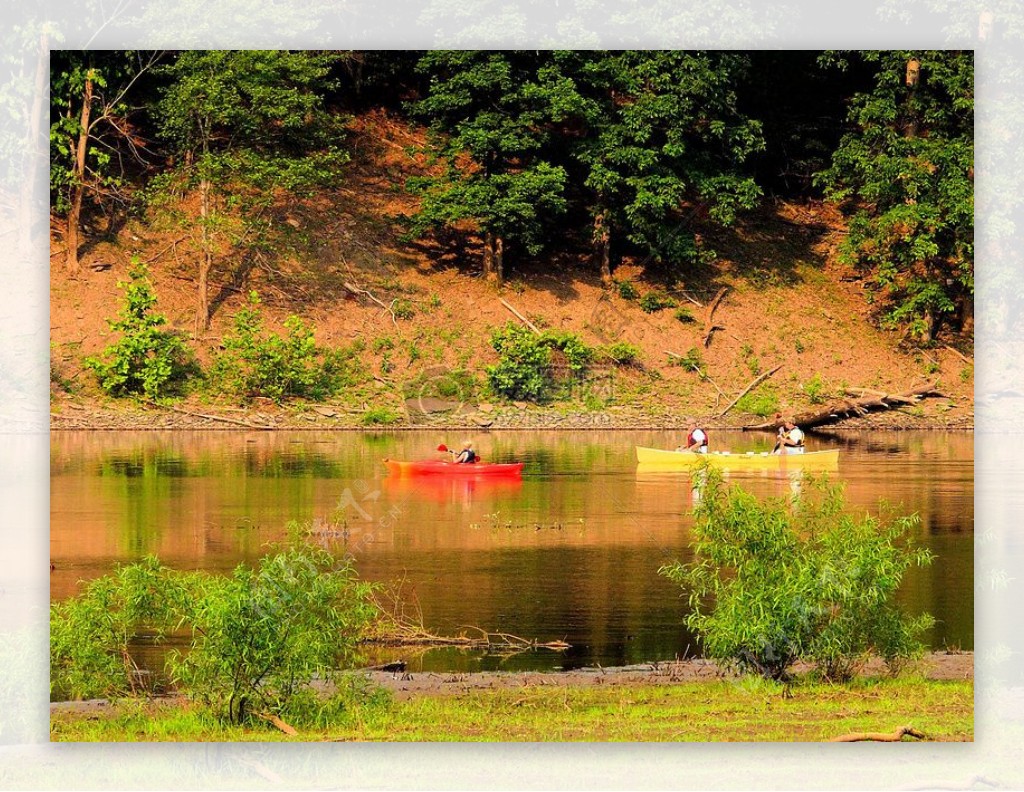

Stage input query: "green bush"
[
  {"left": 735, "top": 385, "right": 779, "bottom": 417},
  {"left": 660, "top": 468, "right": 934, "bottom": 681},
  {"left": 602, "top": 342, "right": 642, "bottom": 366},
  {"left": 674, "top": 307, "right": 696, "bottom": 324},
  {"left": 639, "top": 292, "right": 678, "bottom": 313},
  {"left": 485, "top": 323, "right": 596, "bottom": 402},
  {"left": 393, "top": 299, "right": 415, "bottom": 320},
  {"left": 212, "top": 291, "right": 361, "bottom": 403},
  {"left": 85, "top": 260, "right": 197, "bottom": 399},
  {"left": 803, "top": 373, "right": 828, "bottom": 404},
  {"left": 616, "top": 280, "right": 639, "bottom": 301},
  {"left": 50, "top": 541, "right": 379, "bottom": 725},
  {"left": 360, "top": 406, "right": 402, "bottom": 426},
  {"left": 671, "top": 347, "right": 705, "bottom": 376}
]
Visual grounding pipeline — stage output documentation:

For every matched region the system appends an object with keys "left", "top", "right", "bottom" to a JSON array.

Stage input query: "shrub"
[
  {"left": 213, "top": 291, "right": 361, "bottom": 403},
  {"left": 360, "top": 406, "right": 402, "bottom": 426},
  {"left": 660, "top": 468, "right": 935, "bottom": 681},
  {"left": 735, "top": 385, "right": 779, "bottom": 417},
  {"left": 392, "top": 299, "right": 415, "bottom": 320},
  {"left": 803, "top": 373, "right": 828, "bottom": 404},
  {"left": 485, "top": 323, "right": 596, "bottom": 402},
  {"left": 616, "top": 280, "right": 639, "bottom": 301},
  {"left": 671, "top": 347, "right": 705, "bottom": 375},
  {"left": 602, "top": 342, "right": 642, "bottom": 366},
  {"left": 84, "top": 260, "right": 197, "bottom": 399},
  {"left": 639, "top": 292, "right": 678, "bottom": 313},
  {"left": 674, "top": 307, "right": 696, "bottom": 324},
  {"left": 50, "top": 541, "right": 379, "bottom": 725}
]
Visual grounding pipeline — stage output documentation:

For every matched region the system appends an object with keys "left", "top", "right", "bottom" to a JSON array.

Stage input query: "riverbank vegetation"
[
  {"left": 49, "top": 50, "right": 974, "bottom": 430},
  {"left": 660, "top": 468, "right": 935, "bottom": 682},
  {"left": 50, "top": 675, "right": 972, "bottom": 742}
]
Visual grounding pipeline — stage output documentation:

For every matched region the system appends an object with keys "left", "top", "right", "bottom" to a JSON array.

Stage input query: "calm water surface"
[{"left": 50, "top": 429, "right": 973, "bottom": 671}]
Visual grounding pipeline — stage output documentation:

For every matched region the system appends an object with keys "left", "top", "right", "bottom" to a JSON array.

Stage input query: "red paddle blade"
[{"left": 436, "top": 444, "right": 448, "bottom": 452}]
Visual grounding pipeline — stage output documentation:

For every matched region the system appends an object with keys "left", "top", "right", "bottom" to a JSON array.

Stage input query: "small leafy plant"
[
  {"left": 85, "top": 260, "right": 197, "bottom": 399},
  {"left": 616, "top": 280, "right": 639, "bottom": 301},
  {"left": 602, "top": 342, "right": 642, "bottom": 366},
  {"left": 212, "top": 291, "right": 361, "bottom": 403},
  {"left": 660, "top": 468, "right": 935, "bottom": 681},
  {"left": 639, "top": 291, "right": 678, "bottom": 313},
  {"left": 803, "top": 372, "right": 828, "bottom": 404},
  {"left": 360, "top": 406, "right": 402, "bottom": 426},
  {"left": 735, "top": 385, "right": 779, "bottom": 417}
]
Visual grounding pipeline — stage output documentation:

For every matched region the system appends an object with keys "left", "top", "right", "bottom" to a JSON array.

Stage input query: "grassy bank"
[{"left": 51, "top": 676, "right": 972, "bottom": 742}]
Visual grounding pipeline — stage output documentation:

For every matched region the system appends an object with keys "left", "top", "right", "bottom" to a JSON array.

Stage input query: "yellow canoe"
[{"left": 635, "top": 446, "right": 839, "bottom": 471}]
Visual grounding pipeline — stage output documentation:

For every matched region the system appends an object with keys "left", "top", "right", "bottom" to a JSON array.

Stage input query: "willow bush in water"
[
  {"left": 50, "top": 537, "right": 378, "bottom": 724},
  {"left": 660, "top": 468, "right": 935, "bottom": 681}
]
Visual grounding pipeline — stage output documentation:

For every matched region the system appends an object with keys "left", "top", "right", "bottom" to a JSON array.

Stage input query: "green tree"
[
  {"left": 154, "top": 50, "right": 349, "bottom": 331},
  {"left": 816, "top": 51, "right": 974, "bottom": 341},
  {"left": 556, "top": 51, "right": 764, "bottom": 282},
  {"left": 406, "top": 51, "right": 569, "bottom": 282},
  {"left": 50, "top": 50, "right": 164, "bottom": 275},
  {"left": 84, "top": 260, "right": 195, "bottom": 399},
  {"left": 660, "top": 467, "right": 935, "bottom": 681}
]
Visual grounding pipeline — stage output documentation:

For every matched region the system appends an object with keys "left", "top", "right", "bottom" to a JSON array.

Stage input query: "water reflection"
[{"left": 50, "top": 429, "right": 973, "bottom": 670}]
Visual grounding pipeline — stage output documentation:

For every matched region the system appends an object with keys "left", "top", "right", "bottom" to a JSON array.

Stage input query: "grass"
[{"left": 51, "top": 676, "right": 972, "bottom": 742}]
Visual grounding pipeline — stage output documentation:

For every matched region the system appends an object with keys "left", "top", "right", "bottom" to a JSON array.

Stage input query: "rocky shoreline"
[{"left": 50, "top": 397, "right": 974, "bottom": 432}]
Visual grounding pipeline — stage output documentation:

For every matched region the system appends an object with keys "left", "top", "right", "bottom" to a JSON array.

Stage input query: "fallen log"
[
  {"left": 830, "top": 725, "right": 925, "bottom": 742},
  {"left": 742, "top": 383, "right": 946, "bottom": 431},
  {"left": 257, "top": 713, "right": 298, "bottom": 736},
  {"left": 499, "top": 298, "right": 542, "bottom": 335}
]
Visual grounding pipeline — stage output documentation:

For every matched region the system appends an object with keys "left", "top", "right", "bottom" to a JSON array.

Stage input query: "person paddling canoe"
[
  {"left": 773, "top": 415, "right": 805, "bottom": 455},
  {"left": 677, "top": 419, "right": 709, "bottom": 454}
]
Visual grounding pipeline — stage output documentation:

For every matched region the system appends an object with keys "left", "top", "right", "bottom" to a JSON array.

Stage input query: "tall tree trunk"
[
  {"left": 196, "top": 175, "right": 212, "bottom": 334},
  {"left": 904, "top": 57, "right": 920, "bottom": 138},
  {"left": 594, "top": 210, "right": 612, "bottom": 284},
  {"left": 66, "top": 71, "right": 94, "bottom": 276},
  {"left": 493, "top": 234, "right": 504, "bottom": 282},
  {"left": 482, "top": 231, "right": 504, "bottom": 283}
]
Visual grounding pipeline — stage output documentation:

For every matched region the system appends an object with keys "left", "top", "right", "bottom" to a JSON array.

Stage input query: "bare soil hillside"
[{"left": 50, "top": 110, "right": 974, "bottom": 431}]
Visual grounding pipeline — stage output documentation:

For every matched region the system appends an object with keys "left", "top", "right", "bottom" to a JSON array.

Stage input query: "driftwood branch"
[
  {"left": 143, "top": 400, "right": 270, "bottom": 429},
  {"left": 743, "top": 383, "right": 946, "bottom": 431},
  {"left": 944, "top": 344, "right": 972, "bottom": 367},
  {"left": 344, "top": 281, "right": 397, "bottom": 325},
  {"left": 499, "top": 298, "right": 542, "bottom": 335},
  {"left": 257, "top": 713, "right": 298, "bottom": 736},
  {"left": 703, "top": 287, "right": 728, "bottom": 348},
  {"left": 719, "top": 364, "right": 783, "bottom": 417},
  {"left": 665, "top": 351, "right": 727, "bottom": 400},
  {"left": 830, "top": 725, "right": 925, "bottom": 742}
]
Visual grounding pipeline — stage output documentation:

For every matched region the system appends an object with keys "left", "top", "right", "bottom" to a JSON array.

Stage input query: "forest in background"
[{"left": 47, "top": 51, "right": 974, "bottom": 425}]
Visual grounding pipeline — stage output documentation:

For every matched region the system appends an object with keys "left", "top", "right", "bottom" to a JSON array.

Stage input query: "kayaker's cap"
[{"left": 462, "top": 440, "right": 473, "bottom": 448}]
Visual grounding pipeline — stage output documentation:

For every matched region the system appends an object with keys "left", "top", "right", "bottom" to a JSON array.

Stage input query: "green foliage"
[
  {"left": 672, "top": 347, "right": 706, "bottom": 375},
  {"left": 212, "top": 292, "right": 361, "bottom": 403},
  {"left": 735, "top": 385, "right": 779, "bottom": 417},
  {"left": 393, "top": 299, "right": 415, "bottom": 320},
  {"left": 50, "top": 542, "right": 379, "bottom": 725},
  {"left": 617, "top": 281, "right": 639, "bottom": 301},
  {"left": 816, "top": 51, "right": 973, "bottom": 339},
  {"left": 602, "top": 342, "right": 642, "bottom": 366},
  {"left": 660, "top": 469, "right": 935, "bottom": 681},
  {"left": 803, "top": 373, "right": 829, "bottom": 404},
  {"left": 360, "top": 406, "right": 402, "bottom": 426},
  {"left": 50, "top": 556, "right": 180, "bottom": 701},
  {"left": 84, "top": 261, "right": 196, "bottom": 399},
  {"left": 639, "top": 292, "right": 678, "bottom": 313},
  {"left": 485, "top": 323, "right": 596, "bottom": 402},
  {"left": 171, "top": 541, "right": 377, "bottom": 724},
  {"left": 485, "top": 323, "right": 554, "bottom": 402},
  {"left": 674, "top": 307, "right": 696, "bottom": 323}
]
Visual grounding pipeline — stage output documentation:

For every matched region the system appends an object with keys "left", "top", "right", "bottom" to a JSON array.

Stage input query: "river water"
[{"left": 50, "top": 429, "right": 973, "bottom": 672}]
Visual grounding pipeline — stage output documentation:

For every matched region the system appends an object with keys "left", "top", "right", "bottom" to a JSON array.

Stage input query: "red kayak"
[{"left": 383, "top": 459, "right": 524, "bottom": 478}]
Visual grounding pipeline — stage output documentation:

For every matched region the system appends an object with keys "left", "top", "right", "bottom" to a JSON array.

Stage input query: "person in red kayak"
[{"left": 453, "top": 440, "right": 478, "bottom": 464}]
